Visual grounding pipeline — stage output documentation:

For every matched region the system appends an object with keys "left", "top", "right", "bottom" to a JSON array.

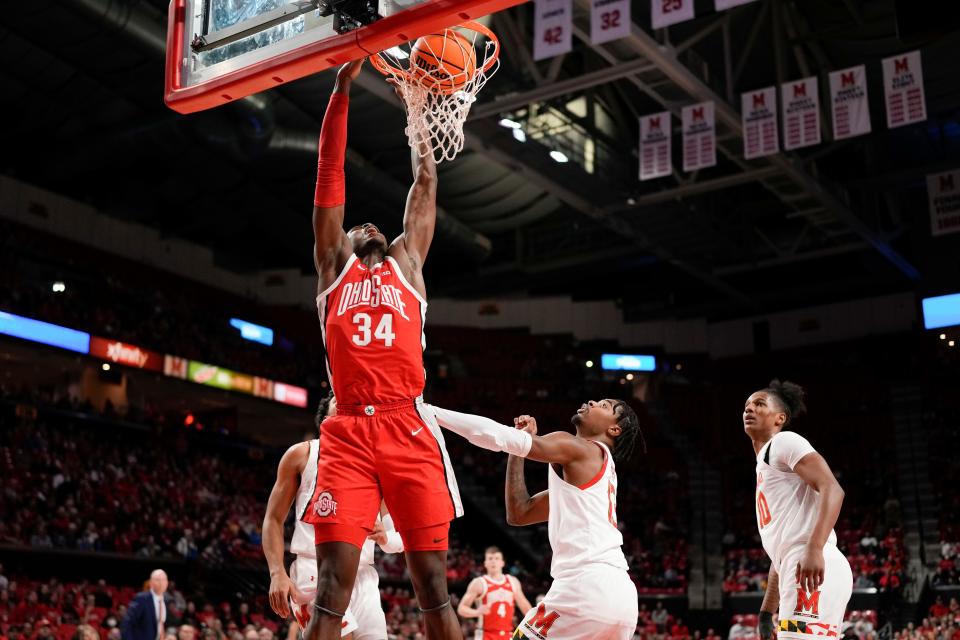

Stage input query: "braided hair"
[
  {"left": 611, "top": 400, "right": 646, "bottom": 463},
  {"left": 314, "top": 390, "right": 335, "bottom": 429},
  {"left": 764, "top": 379, "right": 807, "bottom": 427}
]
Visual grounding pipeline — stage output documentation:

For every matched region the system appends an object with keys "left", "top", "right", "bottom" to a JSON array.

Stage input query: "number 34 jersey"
[{"left": 317, "top": 254, "right": 427, "bottom": 405}]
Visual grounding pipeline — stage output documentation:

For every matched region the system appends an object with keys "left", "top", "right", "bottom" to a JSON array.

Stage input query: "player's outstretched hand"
[
  {"left": 367, "top": 520, "right": 389, "bottom": 546},
  {"left": 268, "top": 572, "right": 301, "bottom": 619},
  {"left": 514, "top": 415, "right": 538, "bottom": 435},
  {"left": 796, "top": 544, "right": 825, "bottom": 593},
  {"left": 336, "top": 58, "right": 364, "bottom": 84}
]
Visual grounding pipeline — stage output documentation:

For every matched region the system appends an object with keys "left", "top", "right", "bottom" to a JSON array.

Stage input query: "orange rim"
[{"left": 369, "top": 20, "right": 500, "bottom": 83}]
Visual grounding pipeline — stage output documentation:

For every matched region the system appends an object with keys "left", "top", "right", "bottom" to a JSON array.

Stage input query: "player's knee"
[
  {"left": 315, "top": 564, "right": 353, "bottom": 610},
  {"left": 411, "top": 569, "right": 449, "bottom": 609}
]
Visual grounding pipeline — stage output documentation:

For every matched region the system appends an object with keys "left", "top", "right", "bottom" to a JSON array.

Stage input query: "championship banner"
[
  {"left": 534, "top": 0, "right": 572, "bottom": 61},
  {"left": 591, "top": 0, "right": 630, "bottom": 45},
  {"left": 741, "top": 87, "right": 779, "bottom": 159},
  {"left": 828, "top": 65, "right": 871, "bottom": 140},
  {"left": 882, "top": 50, "right": 927, "bottom": 129},
  {"left": 639, "top": 111, "right": 672, "bottom": 181},
  {"left": 89, "top": 337, "right": 163, "bottom": 372},
  {"left": 780, "top": 77, "right": 821, "bottom": 151},
  {"left": 651, "top": 0, "right": 695, "bottom": 30},
  {"left": 682, "top": 102, "right": 716, "bottom": 172},
  {"left": 715, "top": 0, "right": 758, "bottom": 8},
  {"left": 928, "top": 170, "right": 960, "bottom": 237}
]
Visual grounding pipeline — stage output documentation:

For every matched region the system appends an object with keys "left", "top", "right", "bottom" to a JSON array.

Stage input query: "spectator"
[
  {"left": 178, "top": 625, "right": 197, "bottom": 640},
  {"left": 121, "top": 570, "right": 169, "bottom": 640},
  {"left": 71, "top": 625, "right": 100, "bottom": 640},
  {"left": 257, "top": 629, "right": 273, "bottom": 640},
  {"left": 652, "top": 602, "right": 669, "bottom": 633}
]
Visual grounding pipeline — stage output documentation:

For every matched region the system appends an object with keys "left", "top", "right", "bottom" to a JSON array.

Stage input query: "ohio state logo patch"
[{"left": 314, "top": 491, "right": 338, "bottom": 517}]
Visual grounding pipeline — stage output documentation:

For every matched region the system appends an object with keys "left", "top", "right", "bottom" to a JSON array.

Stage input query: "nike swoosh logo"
[{"left": 411, "top": 427, "right": 424, "bottom": 436}]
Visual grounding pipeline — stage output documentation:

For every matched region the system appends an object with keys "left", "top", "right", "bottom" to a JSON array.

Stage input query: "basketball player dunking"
[
  {"left": 458, "top": 546, "right": 532, "bottom": 640},
  {"left": 743, "top": 380, "right": 852, "bottom": 640},
  {"left": 262, "top": 392, "right": 405, "bottom": 640},
  {"left": 301, "top": 58, "right": 464, "bottom": 640}
]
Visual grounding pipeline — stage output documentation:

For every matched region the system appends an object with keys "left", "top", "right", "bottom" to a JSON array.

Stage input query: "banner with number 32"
[
  {"left": 591, "top": 0, "right": 630, "bottom": 44},
  {"left": 534, "top": 0, "right": 573, "bottom": 60}
]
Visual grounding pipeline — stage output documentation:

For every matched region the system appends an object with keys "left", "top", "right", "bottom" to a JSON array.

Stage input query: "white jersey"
[
  {"left": 755, "top": 431, "right": 837, "bottom": 570},
  {"left": 547, "top": 441, "right": 628, "bottom": 578},
  {"left": 291, "top": 439, "right": 320, "bottom": 557}
]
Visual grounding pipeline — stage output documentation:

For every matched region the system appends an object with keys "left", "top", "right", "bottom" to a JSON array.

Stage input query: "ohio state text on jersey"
[{"left": 317, "top": 254, "right": 427, "bottom": 405}]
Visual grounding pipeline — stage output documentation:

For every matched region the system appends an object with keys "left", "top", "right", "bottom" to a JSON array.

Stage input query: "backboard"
[{"left": 165, "top": 0, "right": 525, "bottom": 114}]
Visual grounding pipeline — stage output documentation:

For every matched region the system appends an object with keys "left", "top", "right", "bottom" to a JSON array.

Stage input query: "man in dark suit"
[{"left": 121, "top": 570, "right": 168, "bottom": 640}]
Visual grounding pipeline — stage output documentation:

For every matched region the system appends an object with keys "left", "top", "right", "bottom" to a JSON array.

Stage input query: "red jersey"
[
  {"left": 317, "top": 254, "right": 427, "bottom": 405},
  {"left": 478, "top": 575, "right": 515, "bottom": 636}
]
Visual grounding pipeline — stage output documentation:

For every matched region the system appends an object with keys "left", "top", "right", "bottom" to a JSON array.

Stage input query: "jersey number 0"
[{"left": 352, "top": 313, "right": 396, "bottom": 347}]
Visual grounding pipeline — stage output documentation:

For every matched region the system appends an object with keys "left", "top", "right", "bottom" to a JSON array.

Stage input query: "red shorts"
[{"left": 302, "top": 398, "right": 461, "bottom": 550}]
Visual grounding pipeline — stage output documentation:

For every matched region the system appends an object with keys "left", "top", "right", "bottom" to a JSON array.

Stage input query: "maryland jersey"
[
  {"left": 755, "top": 431, "right": 837, "bottom": 570},
  {"left": 291, "top": 439, "right": 320, "bottom": 557},
  {"left": 477, "top": 576, "right": 515, "bottom": 637},
  {"left": 317, "top": 254, "right": 427, "bottom": 405},
  {"left": 547, "top": 441, "right": 628, "bottom": 578}
]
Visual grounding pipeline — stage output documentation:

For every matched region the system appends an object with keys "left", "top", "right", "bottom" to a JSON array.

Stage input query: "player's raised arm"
[
  {"left": 505, "top": 451, "right": 549, "bottom": 526},
  {"left": 513, "top": 415, "right": 596, "bottom": 466},
  {"left": 388, "top": 84, "right": 437, "bottom": 295},
  {"left": 313, "top": 60, "right": 363, "bottom": 292},
  {"left": 262, "top": 442, "right": 309, "bottom": 618}
]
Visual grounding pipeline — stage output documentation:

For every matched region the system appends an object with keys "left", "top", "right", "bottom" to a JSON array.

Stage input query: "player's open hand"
[
  {"left": 796, "top": 544, "right": 825, "bottom": 593},
  {"left": 268, "top": 571, "right": 301, "bottom": 619},
  {"left": 367, "top": 520, "right": 389, "bottom": 546},
  {"left": 514, "top": 415, "right": 538, "bottom": 435}
]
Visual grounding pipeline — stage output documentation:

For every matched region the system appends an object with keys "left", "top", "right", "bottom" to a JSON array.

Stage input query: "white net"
[{"left": 373, "top": 25, "right": 500, "bottom": 163}]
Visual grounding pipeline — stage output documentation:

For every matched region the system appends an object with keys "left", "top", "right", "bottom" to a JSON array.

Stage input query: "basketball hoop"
[{"left": 370, "top": 21, "right": 500, "bottom": 163}]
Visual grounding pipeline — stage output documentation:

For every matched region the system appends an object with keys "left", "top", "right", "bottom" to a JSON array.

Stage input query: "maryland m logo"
[
  {"left": 795, "top": 589, "right": 821, "bottom": 616},
  {"left": 894, "top": 57, "right": 909, "bottom": 74},
  {"left": 841, "top": 71, "right": 855, "bottom": 87},
  {"left": 752, "top": 92, "right": 766, "bottom": 109},
  {"left": 526, "top": 604, "right": 560, "bottom": 637}
]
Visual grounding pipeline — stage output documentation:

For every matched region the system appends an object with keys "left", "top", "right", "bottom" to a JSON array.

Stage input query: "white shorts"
[
  {"left": 350, "top": 564, "right": 387, "bottom": 640},
  {"left": 290, "top": 556, "right": 359, "bottom": 637},
  {"left": 777, "top": 543, "right": 852, "bottom": 640},
  {"left": 515, "top": 565, "right": 637, "bottom": 640}
]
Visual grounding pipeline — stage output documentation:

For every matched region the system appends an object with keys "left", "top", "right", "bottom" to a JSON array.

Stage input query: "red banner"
[{"left": 90, "top": 337, "right": 163, "bottom": 372}]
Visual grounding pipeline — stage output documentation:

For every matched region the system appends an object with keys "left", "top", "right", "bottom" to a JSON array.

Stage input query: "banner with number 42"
[
  {"left": 534, "top": 0, "right": 573, "bottom": 61},
  {"left": 591, "top": 0, "right": 630, "bottom": 44}
]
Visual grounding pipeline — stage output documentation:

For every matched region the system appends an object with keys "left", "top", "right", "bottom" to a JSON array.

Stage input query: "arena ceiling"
[{"left": 3, "top": 0, "right": 960, "bottom": 319}]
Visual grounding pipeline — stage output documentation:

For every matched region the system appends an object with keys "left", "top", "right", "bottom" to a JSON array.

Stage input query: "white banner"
[
  {"left": 591, "top": 0, "right": 630, "bottom": 44},
  {"left": 640, "top": 111, "right": 672, "bottom": 181},
  {"left": 928, "top": 170, "right": 960, "bottom": 237},
  {"left": 715, "top": 0, "right": 758, "bottom": 9},
  {"left": 534, "top": 0, "right": 572, "bottom": 61},
  {"left": 651, "top": 0, "right": 695, "bottom": 30},
  {"left": 682, "top": 102, "right": 716, "bottom": 172},
  {"left": 780, "top": 77, "right": 821, "bottom": 151},
  {"left": 741, "top": 87, "right": 779, "bottom": 159},
  {"left": 828, "top": 65, "right": 871, "bottom": 140},
  {"left": 882, "top": 50, "right": 927, "bottom": 129}
]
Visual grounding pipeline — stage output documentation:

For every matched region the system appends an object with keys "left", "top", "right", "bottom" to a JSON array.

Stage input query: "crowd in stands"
[{"left": 926, "top": 350, "right": 960, "bottom": 588}]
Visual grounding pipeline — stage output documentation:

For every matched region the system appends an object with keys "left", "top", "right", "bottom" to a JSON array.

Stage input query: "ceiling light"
[
  {"left": 626, "top": 373, "right": 634, "bottom": 381},
  {"left": 102, "top": 363, "right": 110, "bottom": 371},
  {"left": 950, "top": 340, "right": 956, "bottom": 347},
  {"left": 499, "top": 118, "right": 522, "bottom": 129},
  {"left": 627, "top": 197, "right": 637, "bottom": 206},
  {"left": 52, "top": 281, "right": 66, "bottom": 293},
  {"left": 585, "top": 360, "right": 594, "bottom": 368},
  {"left": 512, "top": 128, "right": 526, "bottom": 142},
  {"left": 549, "top": 150, "right": 568, "bottom": 163},
  {"left": 940, "top": 334, "right": 947, "bottom": 340}
]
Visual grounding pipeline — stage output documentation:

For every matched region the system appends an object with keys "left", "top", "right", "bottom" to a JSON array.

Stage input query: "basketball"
[{"left": 410, "top": 31, "right": 478, "bottom": 94}]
